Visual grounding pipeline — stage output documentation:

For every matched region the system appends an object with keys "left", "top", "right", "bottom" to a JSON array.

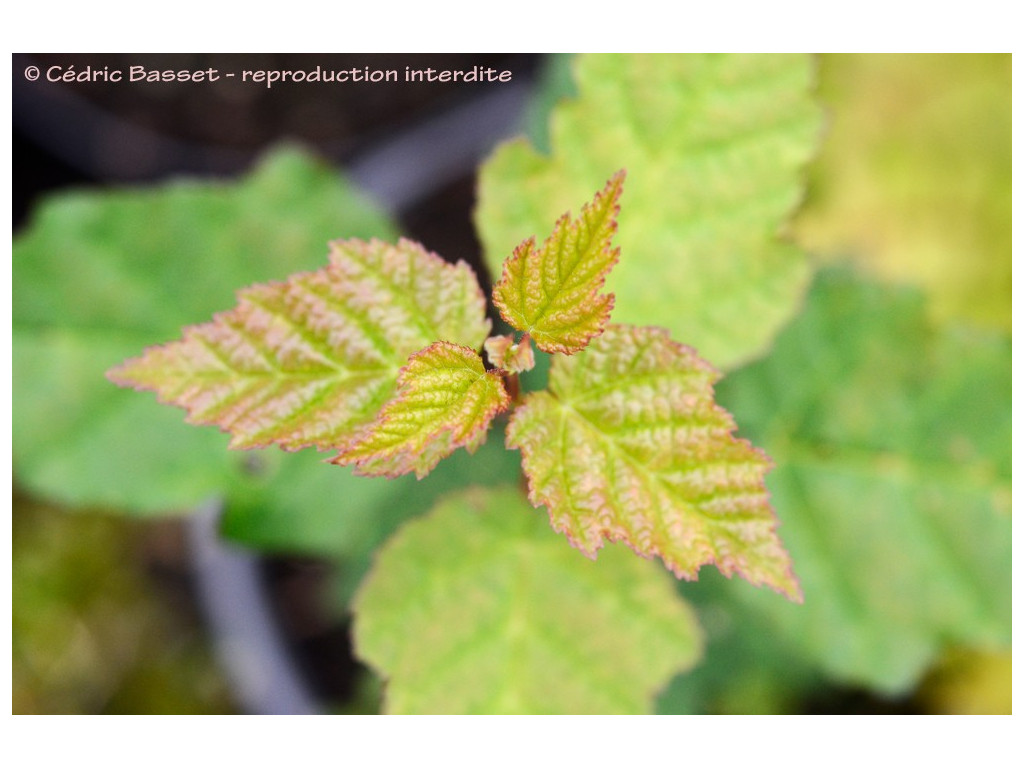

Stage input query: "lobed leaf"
[
  {"left": 508, "top": 324, "right": 800, "bottom": 600},
  {"left": 477, "top": 53, "right": 823, "bottom": 369},
  {"left": 334, "top": 342, "right": 510, "bottom": 479},
  {"left": 109, "top": 238, "right": 491, "bottom": 455},
  {"left": 353, "top": 487, "right": 702, "bottom": 714},
  {"left": 491, "top": 172, "right": 622, "bottom": 354},
  {"left": 715, "top": 269, "right": 1011, "bottom": 693}
]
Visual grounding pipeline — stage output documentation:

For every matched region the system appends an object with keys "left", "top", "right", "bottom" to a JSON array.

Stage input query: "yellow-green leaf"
[
  {"left": 353, "top": 487, "right": 702, "bottom": 714},
  {"left": 491, "top": 172, "right": 622, "bottom": 353},
  {"left": 334, "top": 342, "right": 510, "bottom": 479},
  {"left": 109, "top": 238, "right": 491, "bottom": 453},
  {"left": 508, "top": 324, "right": 800, "bottom": 600},
  {"left": 477, "top": 53, "right": 823, "bottom": 369}
]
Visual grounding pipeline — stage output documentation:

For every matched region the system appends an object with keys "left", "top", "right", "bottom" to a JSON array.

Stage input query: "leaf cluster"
[
  {"left": 13, "top": 54, "right": 1010, "bottom": 715},
  {"left": 108, "top": 168, "right": 799, "bottom": 601}
]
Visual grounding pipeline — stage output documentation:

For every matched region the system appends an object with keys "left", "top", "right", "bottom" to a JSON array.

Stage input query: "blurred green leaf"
[
  {"left": 796, "top": 54, "right": 1011, "bottom": 330},
  {"left": 353, "top": 487, "right": 703, "bottom": 714},
  {"left": 223, "top": 427, "right": 524, "bottom": 606},
  {"left": 477, "top": 53, "right": 823, "bottom": 370},
  {"left": 657, "top": 571, "right": 823, "bottom": 714},
  {"left": 716, "top": 268, "right": 1010, "bottom": 694},
  {"left": 14, "top": 328, "right": 236, "bottom": 511},
  {"left": 14, "top": 146, "right": 398, "bottom": 512}
]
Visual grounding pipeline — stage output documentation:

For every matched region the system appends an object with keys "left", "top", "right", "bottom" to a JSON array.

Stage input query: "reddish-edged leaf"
[
  {"left": 491, "top": 172, "right": 623, "bottom": 354},
  {"left": 334, "top": 342, "right": 510, "bottom": 479},
  {"left": 108, "top": 238, "right": 491, "bottom": 452},
  {"left": 477, "top": 54, "right": 823, "bottom": 370},
  {"left": 508, "top": 324, "right": 800, "bottom": 600}
]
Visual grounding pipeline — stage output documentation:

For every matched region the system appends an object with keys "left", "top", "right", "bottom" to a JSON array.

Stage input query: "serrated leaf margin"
[
  {"left": 506, "top": 323, "right": 801, "bottom": 601},
  {"left": 491, "top": 171, "right": 624, "bottom": 354},
  {"left": 107, "top": 237, "right": 493, "bottom": 453},
  {"left": 334, "top": 341, "right": 511, "bottom": 479}
]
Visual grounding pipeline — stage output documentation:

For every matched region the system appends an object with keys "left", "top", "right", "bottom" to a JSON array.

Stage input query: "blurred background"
[{"left": 12, "top": 53, "right": 1010, "bottom": 714}]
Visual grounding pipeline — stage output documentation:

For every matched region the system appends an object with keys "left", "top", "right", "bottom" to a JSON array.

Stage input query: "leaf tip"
[
  {"left": 751, "top": 566, "right": 804, "bottom": 604},
  {"left": 104, "top": 343, "right": 176, "bottom": 395},
  {"left": 492, "top": 171, "right": 627, "bottom": 356},
  {"left": 105, "top": 359, "right": 137, "bottom": 389}
]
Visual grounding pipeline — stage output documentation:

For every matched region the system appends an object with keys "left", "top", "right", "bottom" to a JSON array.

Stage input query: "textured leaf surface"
[
  {"left": 109, "top": 238, "right": 491, "bottom": 455},
  {"left": 477, "top": 53, "right": 822, "bottom": 369},
  {"left": 508, "top": 324, "right": 800, "bottom": 600},
  {"left": 716, "top": 269, "right": 1011, "bottom": 693},
  {"left": 335, "top": 342, "right": 509, "bottom": 478},
  {"left": 353, "top": 487, "right": 702, "bottom": 714},
  {"left": 491, "top": 172, "right": 622, "bottom": 353},
  {"left": 14, "top": 147, "right": 398, "bottom": 511}
]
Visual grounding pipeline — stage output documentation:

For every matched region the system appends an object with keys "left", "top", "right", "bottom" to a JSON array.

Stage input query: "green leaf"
[
  {"left": 14, "top": 329, "right": 238, "bottom": 511},
  {"left": 477, "top": 53, "right": 823, "bottom": 370},
  {"left": 14, "top": 146, "right": 398, "bottom": 511},
  {"left": 353, "top": 487, "right": 702, "bottom": 714},
  {"left": 222, "top": 427, "right": 525, "bottom": 607},
  {"left": 716, "top": 268, "right": 1011, "bottom": 693},
  {"left": 657, "top": 571, "right": 824, "bottom": 714},
  {"left": 109, "top": 238, "right": 491, "bottom": 457},
  {"left": 491, "top": 172, "right": 622, "bottom": 354},
  {"left": 334, "top": 342, "right": 509, "bottom": 479},
  {"left": 508, "top": 323, "right": 800, "bottom": 600}
]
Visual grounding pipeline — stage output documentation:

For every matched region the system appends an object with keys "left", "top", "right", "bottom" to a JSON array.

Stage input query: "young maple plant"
[{"left": 108, "top": 171, "right": 800, "bottom": 601}]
